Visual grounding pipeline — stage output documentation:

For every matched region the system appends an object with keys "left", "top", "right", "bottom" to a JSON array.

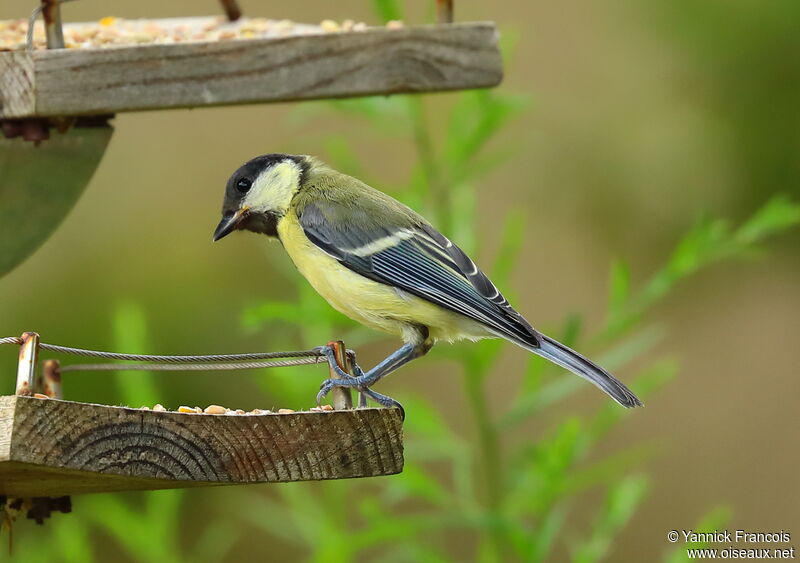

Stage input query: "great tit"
[{"left": 213, "top": 154, "right": 642, "bottom": 409}]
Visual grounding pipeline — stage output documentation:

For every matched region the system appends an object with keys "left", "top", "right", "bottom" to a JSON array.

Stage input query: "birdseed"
[{"left": 0, "top": 16, "right": 404, "bottom": 52}]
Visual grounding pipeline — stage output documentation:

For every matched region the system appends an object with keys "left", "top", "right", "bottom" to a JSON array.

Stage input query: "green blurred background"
[{"left": 1, "top": 0, "right": 798, "bottom": 561}]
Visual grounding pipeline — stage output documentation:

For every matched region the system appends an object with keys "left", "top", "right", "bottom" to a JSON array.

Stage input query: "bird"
[{"left": 213, "top": 154, "right": 642, "bottom": 410}]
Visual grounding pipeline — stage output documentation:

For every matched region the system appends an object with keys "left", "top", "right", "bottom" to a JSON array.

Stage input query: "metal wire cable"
[
  {"left": 40, "top": 344, "right": 322, "bottom": 362},
  {"left": 60, "top": 357, "right": 325, "bottom": 373},
  {"left": 1, "top": 336, "right": 371, "bottom": 406},
  {"left": 26, "top": 5, "right": 42, "bottom": 50},
  {"left": 0, "top": 336, "right": 326, "bottom": 374}
]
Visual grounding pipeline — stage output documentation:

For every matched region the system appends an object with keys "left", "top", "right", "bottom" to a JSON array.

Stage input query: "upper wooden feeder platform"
[{"left": 0, "top": 16, "right": 502, "bottom": 119}]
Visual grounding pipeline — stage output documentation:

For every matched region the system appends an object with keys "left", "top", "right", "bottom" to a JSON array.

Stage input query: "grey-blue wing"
[{"left": 298, "top": 201, "right": 539, "bottom": 346}]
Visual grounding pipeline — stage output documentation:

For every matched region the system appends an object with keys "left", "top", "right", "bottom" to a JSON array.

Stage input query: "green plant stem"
[
  {"left": 408, "top": 97, "right": 452, "bottom": 235},
  {"left": 463, "top": 365, "right": 506, "bottom": 561}
]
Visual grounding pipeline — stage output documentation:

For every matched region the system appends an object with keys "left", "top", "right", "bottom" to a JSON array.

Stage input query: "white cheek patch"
[{"left": 243, "top": 160, "right": 302, "bottom": 213}]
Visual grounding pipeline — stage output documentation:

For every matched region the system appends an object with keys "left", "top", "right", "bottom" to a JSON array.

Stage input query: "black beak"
[{"left": 213, "top": 207, "right": 249, "bottom": 241}]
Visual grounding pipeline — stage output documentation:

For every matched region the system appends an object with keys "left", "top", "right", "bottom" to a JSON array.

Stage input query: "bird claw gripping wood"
[{"left": 315, "top": 345, "right": 404, "bottom": 418}]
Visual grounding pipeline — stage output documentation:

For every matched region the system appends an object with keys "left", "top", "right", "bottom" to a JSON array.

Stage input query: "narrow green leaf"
[
  {"left": 604, "top": 196, "right": 800, "bottom": 339},
  {"left": 113, "top": 301, "right": 159, "bottom": 407},
  {"left": 527, "top": 505, "right": 568, "bottom": 562},
  {"left": 371, "top": 0, "right": 403, "bottom": 23},
  {"left": 663, "top": 506, "right": 732, "bottom": 563},
  {"left": 383, "top": 464, "right": 450, "bottom": 506},
  {"left": 242, "top": 301, "right": 303, "bottom": 327},
  {"left": 54, "top": 516, "right": 96, "bottom": 563},
  {"left": 492, "top": 210, "right": 525, "bottom": 288},
  {"left": 401, "top": 395, "right": 458, "bottom": 443},
  {"left": 607, "top": 259, "right": 631, "bottom": 319},
  {"left": 735, "top": 195, "right": 800, "bottom": 244},
  {"left": 572, "top": 475, "right": 649, "bottom": 563}
]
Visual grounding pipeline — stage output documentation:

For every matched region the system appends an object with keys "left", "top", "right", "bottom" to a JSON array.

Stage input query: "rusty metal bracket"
[
  {"left": 327, "top": 341, "right": 353, "bottom": 410},
  {"left": 0, "top": 119, "right": 51, "bottom": 144},
  {"left": 1, "top": 114, "right": 113, "bottom": 147},
  {"left": 15, "top": 332, "right": 40, "bottom": 396},
  {"left": 40, "top": 359, "right": 62, "bottom": 399},
  {"left": 219, "top": 0, "right": 242, "bottom": 22},
  {"left": 436, "top": 0, "right": 454, "bottom": 23},
  {"left": 26, "top": 496, "right": 72, "bottom": 524},
  {"left": 41, "top": 0, "right": 66, "bottom": 49}
]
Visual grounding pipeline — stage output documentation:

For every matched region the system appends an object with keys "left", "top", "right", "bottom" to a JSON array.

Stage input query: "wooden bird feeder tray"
[
  {"left": 0, "top": 16, "right": 502, "bottom": 119},
  {"left": 0, "top": 396, "right": 404, "bottom": 497},
  {"left": 0, "top": 335, "right": 404, "bottom": 500}
]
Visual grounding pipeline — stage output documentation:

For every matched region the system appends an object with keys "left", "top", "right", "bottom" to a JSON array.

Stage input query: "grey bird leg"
[
  {"left": 317, "top": 341, "right": 429, "bottom": 412},
  {"left": 317, "top": 345, "right": 400, "bottom": 410},
  {"left": 344, "top": 349, "right": 403, "bottom": 412},
  {"left": 346, "top": 349, "right": 369, "bottom": 408}
]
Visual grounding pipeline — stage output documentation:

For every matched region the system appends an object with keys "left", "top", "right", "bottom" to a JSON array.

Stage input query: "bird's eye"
[{"left": 236, "top": 178, "right": 252, "bottom": 193}]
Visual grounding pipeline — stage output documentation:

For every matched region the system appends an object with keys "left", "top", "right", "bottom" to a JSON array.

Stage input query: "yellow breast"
[{"left": 276, "top": 211, "right": 490, "bottom": 343}]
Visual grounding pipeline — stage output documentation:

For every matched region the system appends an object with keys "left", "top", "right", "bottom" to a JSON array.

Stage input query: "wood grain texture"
[
  {"left": 0, "top": 52, "right": 35, "bottom": 117},
  {"left": 0, "top": 22, "right": 501, "bottom": 118},
  {"left": 0, "top": 395, "right": 404, "bottom": 496}
]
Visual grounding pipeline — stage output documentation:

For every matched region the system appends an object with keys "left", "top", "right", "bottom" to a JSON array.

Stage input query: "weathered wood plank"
[
  {"left": 0, "top": 22, "right": 502, "bottom": 118},
  {"left": 0, "top": 51, "right": 35, "bottom": 117},
  {"left": 0, "top": 395, "right": 404, "bottom": 496}
]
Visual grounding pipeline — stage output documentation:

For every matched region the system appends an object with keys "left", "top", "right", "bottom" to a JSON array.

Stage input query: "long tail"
[{"left": 520, "top": 334, "right": 643, "bottom": 408}]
